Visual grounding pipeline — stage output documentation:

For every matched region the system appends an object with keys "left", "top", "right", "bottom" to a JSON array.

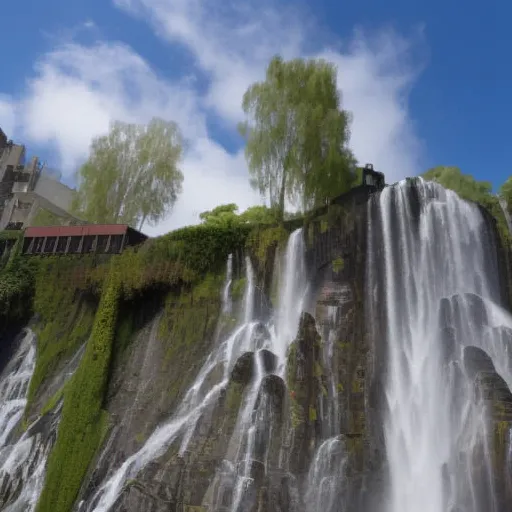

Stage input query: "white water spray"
[{"left": 372, "top": 179, "right": 512, "bottom": 512}]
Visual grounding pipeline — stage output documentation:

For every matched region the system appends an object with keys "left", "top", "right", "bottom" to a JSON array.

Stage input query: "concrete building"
[{"left": 0, "top": 127, "right": 79, "bottom": 230}]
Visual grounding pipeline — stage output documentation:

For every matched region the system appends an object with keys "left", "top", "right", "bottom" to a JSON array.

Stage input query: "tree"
[
  {"left": 238, "top": 55, "right": 356, "bottom": 220},
  {"left": 500, "top": 177, "right": 512, "bottom": 212},
  {"left": 199, "top": 203, "right": 278, "bottom": 227},
  {"left": 72, "top": 118, "right": 184, "bottom": 230},
  {"left": 422, "top": 166, "right": 493, "bottom": 203},
  {"left": 199, "top": 203, "right": 239, "bottom": 227}
]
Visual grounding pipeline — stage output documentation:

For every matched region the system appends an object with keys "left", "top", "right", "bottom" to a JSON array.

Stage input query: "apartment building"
[{"left": 0, "top": 127, "right": 79, "bottom": 230}]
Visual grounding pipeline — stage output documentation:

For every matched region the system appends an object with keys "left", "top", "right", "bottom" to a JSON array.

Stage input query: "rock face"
[{"left": 464, "top": 346, "right": 512, "bottom": 508}]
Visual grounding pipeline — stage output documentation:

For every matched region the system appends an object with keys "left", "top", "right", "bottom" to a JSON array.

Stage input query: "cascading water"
[
  {"left": 0, "top": 329, "right": 85, "bottom": 511},
  {"left": 87, "top": 228, "right": 309, "bottom": 512},
  {"left": 304, "top": 305, "right": 345, "bottom": 512},
  {"left": 370, "top": 178, "right": 512, "bottom": 512},
  {"left": 223, "top": 254, "right": 234, "bottom": 314},
  {"left": 0, "top": 329, "right": 45, "bottom": 511},
  {"left": 228, "top": 228, "right": 308, "bottom": 512},
  {"left": 0, "top": 330, "right": 35, "bottom": 447}
]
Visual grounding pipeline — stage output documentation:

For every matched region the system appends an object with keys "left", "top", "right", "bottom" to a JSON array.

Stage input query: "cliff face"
[{"left": 0, "top": 180, "right": 512, "bottom": 512}]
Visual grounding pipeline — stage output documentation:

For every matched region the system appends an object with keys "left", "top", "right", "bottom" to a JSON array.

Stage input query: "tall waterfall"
[
  {"left": 88, "top": 229, "right": 308, "bottom": 512},
  {"left": 369, "top": 178, "right": 512, "bottom": 512}
]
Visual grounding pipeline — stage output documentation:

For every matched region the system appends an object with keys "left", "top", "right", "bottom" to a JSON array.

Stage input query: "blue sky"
[{"left": 0, "top": 0, "right": 509, "bottom": 233}]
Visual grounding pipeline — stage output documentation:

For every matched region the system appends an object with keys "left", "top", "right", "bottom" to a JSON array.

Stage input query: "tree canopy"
[
  {"left": 72, "top": 118, "right": 184, "bottom": 230},
  {"left": 199, "top": 204, "right": 278, "bottom": 227},
  {"left": 238, "top": 55, "right": 356, "bottom": 220},
  {"left": 422, "top": 166, "right": 493, "bottom": 204}
]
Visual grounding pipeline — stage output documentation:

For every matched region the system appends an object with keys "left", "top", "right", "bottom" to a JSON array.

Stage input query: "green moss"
[
  {"left": 337, "top": 383, "right": 344, "bottom": 392},
  {"left": 308, "top": 406, "right": 317, "bottom": 422},
  {"left": 36, "top": 277, "right": 119, "bottom": 512},
  {"left": 27, "top": 301, "right": 95, "bottom": 411},
  {"left": 225, "top": 382, "right": 244, "bottom": 412},
  {"left": 231, "top": 278, "right": 247, "bottom": 301},
  {"left": 314, "top": 361, "right": 323, "bottom": 378},
  {"left": 40, "top": 383, "right": 68, "bottom": 416},
  {"left": 320, "top": 220, "right": 328, "bottom": 233},
  {"left": 332, "top": 257, "right": 344, "bottom": 273},
  {"left": 246, "top": 225, "right": 288, "bottom": 266},
  {"left": 290, "top": 398, "right": 304, "bottom": 428}
]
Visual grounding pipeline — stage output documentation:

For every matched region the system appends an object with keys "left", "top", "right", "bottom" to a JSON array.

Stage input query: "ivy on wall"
[{"left": 36, "top": 274, "right": 120, "bottom": 512}]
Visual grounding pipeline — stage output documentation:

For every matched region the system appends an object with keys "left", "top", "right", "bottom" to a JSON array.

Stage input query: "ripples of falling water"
[{"left": 371, "top": 178, "right": 512, "bottom": 512}]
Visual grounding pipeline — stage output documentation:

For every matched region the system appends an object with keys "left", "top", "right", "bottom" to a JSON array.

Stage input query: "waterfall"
[
  {"left": 229, "top": 228, "right": 307, "bottom": 512},
  {"left": 87, "top": 229, "right": 308, "bottom": 512},
  {"left": 0, "top": 330, "right": 86, "bottom": 511},
  {"left": 0, "top": 329, "right": 45, "bottom": 512},
  {"left": 370, "top": 178, "right": 512, "bottom": 512},
  {"left": 0, "top": 330, "right": 35, "bottom": 447},
  {"left": 274, "top": 228, "right": 308, "bottom": 374},
  {"left": 87, "top": 252, "right": 258, "bottom": 512},
  {"left": 304, "top": 305, "right": 343, "bottom": 512},
  {"left": 223, "top": 253, "right": 233, "bottom": 314},
  {"left": 243, "top": 255, "right": 255, "bottom": 324}
]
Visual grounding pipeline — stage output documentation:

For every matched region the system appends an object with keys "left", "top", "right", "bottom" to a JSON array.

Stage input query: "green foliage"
[
  {"left": 332, "top": 257, "right": 344, "bottom": 273},
  {"left": 72, "top": 117, "right": 184, "bottom": 230},
  {"left": 0, "top": 241, "right": 36, "bottom": 326},
  {"left": 500, "top": 177, "right": 512, "bottom": 211},
  {"left": 231, "top": 278, "right": 247, "bottom": 301},
  {"left": 422, "top": 166, "right": 493, "bottom": 202},
  {"left": 199, "top": 203, "right": 239, "bottom": 226},
  {"left": 199, "top": 203, "right": 279, "bottom": 228},
  {"left": 88, "top": 223, "right": 251, "bottom": 297},
  {"left": 36, "top": 277, "right": 119, "bottom": 512},
  {"left": 239, "top": 205, "right": 278, "bottom": 225},
  {"left": 422, "top": 166, "right": 511, "bottom": 245},
  {"left": 246, "top": 225, "right": 289, "bottom": 265},
  {"left": 239, "top": 55, "right": 356, "bottom": 219}
]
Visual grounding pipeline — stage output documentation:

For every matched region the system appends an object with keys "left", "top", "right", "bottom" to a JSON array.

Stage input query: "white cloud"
[{"left": 0, "top": 0, "right": 426, "bottom": 235}]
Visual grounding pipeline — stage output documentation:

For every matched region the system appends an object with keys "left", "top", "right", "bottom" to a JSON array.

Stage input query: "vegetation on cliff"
[
  {"left": 36, "top": 275, "right": 119, "bottom": 512},
  {"left": 422, "top": 166, "right": 511, "bottom": 245}
]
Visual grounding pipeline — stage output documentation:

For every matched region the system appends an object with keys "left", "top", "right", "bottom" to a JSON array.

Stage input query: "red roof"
[{"left": 24, "top": 224, "right": 130, "bottom": 238}]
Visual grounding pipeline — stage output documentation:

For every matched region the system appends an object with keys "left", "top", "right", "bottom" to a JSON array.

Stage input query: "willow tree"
[
  {"left": 72, "top": 118, "right": 184, "bottom": 230},
  {"left": 238, "top": 55, "right": 356, "bottom": 219}
]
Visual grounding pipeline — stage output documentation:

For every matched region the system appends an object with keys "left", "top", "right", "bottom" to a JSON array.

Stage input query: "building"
[
  {"left": 22, "top": 224, "right": 148, "bottom": 256},
  {"left": 0, "top": 127, "right": 79, "bottom": 231}
]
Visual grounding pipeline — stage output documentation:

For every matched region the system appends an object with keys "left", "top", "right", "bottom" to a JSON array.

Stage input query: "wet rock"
[
  {"left": 464, "top": 293, "right": 489, "bottom": 329},
  {"left": 231, "top": 352, "right": 254, "bottom": 384},
  {"left": 463, "top": 346, "right": 495, "bottom": 379},
  {"left": 260, "top": 374, "right": 286, "bottom": 408},
  {"left": 440, "top": 327, "right": 457, "bottom": 362},
  {"left": 259, "top": 349, "right": 277, "bottom": 374},
  {"left": 252, "top": 322, "right": 271, "bottom": 350},
  {"left": 438, "top": 297, "right": 453, "bottom": 329}
]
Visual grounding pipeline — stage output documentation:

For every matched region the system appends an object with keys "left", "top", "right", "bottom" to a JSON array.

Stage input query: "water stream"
[
  {"left": 372, "top": 178, "right": 512, "bottom": 512},
  {"left": 88, "top": 228, "right": 309, "bottom": 512}
]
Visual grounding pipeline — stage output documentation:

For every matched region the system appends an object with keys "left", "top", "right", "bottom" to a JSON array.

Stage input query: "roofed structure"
[{"left": 22, "top": 224, "right": 148, "bottom": 256}]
